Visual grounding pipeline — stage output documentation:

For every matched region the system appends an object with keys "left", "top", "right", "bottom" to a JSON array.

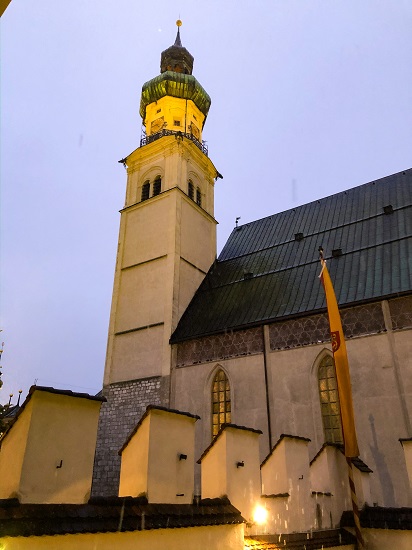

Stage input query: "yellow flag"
[{"left": 319, "top": 258, "right": 359, "bottom": 457}]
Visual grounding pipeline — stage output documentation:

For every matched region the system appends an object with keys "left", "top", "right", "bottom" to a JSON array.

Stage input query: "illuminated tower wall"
[{"left": 93, "top": 25, "right": 220, "bottom": 496}]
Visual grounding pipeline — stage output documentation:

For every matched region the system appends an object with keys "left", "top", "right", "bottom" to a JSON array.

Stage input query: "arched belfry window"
[
  {"left": 141, "top": 181, "right": 150, "bottom": 201},
  {"left": 318, "top": 355, "right": 343, "bottom": 444},
  {"left": 188, "top": 180, "right": 194, "bottom": 200},
  {"left": 212, "top": 369, "right": 231, "bottom": 437},
  {"left": 153, "top": 176, "right": 161, "bottom": 196},
  {"left": 196, "top": 187, "right": 202, "bottom": 207}
]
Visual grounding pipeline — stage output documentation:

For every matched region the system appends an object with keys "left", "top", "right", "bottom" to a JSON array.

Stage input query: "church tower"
[{"left": 93, "top": 23, "right": 220, "bottom": 495}]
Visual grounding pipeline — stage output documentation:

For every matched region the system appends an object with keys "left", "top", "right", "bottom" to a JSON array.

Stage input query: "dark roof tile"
[
  {"left": 341, "top": 505, "right": 412, "bottom": 530},
  {"left": 172, "top": 169, "right": 412, "bottom": 342},
  {"left": 0, "top": 497, "right": 244, "bottom": 538}
]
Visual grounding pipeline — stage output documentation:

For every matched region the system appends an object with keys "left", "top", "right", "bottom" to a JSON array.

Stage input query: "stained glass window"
[
  {"left": 212, "top": 369, "right": 231, "bottom": 437},
  {"left": 318, "top": 355, "right": 343, "bottom": 444}
]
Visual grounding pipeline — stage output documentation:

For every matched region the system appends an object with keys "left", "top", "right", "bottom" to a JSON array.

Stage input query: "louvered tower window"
[
  {"left": 196, "top": 187, "right": 202, "bottom": 207},
  {"left": 141, "top": 181, "right": 150, "bottom": 201},
  {"left": 153, "top": 176, "right": 161, "bottom": 196},
  {"left": 318, "top": 355, "right": 343, "bottom": 444},
  {"left": 188, "top": 180, "right": 194, "bottom": 200},
  {"left": 212, "top": 369, "right": 231, "bottom": 437}
]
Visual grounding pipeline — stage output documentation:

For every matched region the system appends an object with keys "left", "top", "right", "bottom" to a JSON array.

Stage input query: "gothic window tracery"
[
  {"left": 318, "top": 355, "right": 343, "bottom": 444},
  {"left": 212, "top": 369, "right": 231, "bottom": 437}
]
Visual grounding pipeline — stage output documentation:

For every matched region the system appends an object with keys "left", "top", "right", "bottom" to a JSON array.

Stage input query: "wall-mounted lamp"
[
  {"left": 179, "top": 453, "right": 187, "bottom": 461},
  {"left": 252, "top": 505, "right": 268, "bottom": 525},
  {"left": 236, "top": 461, "right": 244, "bottom": 468},
  {"left": 56, "top": 460, "right": 63, "bottom": 469}
]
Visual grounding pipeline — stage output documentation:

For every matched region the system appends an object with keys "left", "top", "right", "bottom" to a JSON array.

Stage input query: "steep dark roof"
[
  {"left": 0, "top": 496, "right": 244, "bottom": 538},
  {"left": 172, "top": 169, "right": 412, "bottom": 342},
  {"left": 341, "top": 505, "right": 412, "bottom": 530}
]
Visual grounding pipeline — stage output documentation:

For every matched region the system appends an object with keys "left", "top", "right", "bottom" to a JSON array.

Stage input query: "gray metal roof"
[{"left": 171, "top": 169, "right": 412, "bottom": 342}]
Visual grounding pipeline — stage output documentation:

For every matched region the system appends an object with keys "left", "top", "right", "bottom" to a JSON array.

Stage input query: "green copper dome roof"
[{"left": 139, "top": 71, "right": 211, "bottom": 120}]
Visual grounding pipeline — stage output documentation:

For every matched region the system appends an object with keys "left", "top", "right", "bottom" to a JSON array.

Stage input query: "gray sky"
[{"left": 1, "top": 1, "right": 411, "bottom": 401}]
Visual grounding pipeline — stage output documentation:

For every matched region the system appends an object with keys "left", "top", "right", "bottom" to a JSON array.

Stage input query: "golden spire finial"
[{"left": 176, "top": 19, "right": 182, "bottom": 27}]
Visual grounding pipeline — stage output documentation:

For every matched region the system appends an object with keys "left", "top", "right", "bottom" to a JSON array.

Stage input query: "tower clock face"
[{"left": 151, "top": 116, "right": 164, "bottom": 134}]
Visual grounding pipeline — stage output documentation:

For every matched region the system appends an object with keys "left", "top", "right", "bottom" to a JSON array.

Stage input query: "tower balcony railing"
[{"left": 140, "top": 129, "right": 208, "bottom": 156}]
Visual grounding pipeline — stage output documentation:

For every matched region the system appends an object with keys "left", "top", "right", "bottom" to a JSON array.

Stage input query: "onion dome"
[
  {"left": 139, "top": 21, "right": 211, "bottom": 122},
  {"left": 160, "top": 21, "right": 194, "bottom": 75}
]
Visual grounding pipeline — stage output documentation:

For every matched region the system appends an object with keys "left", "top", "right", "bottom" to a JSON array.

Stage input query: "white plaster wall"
[
  {"left": 0, "top": 524, "right": 245, "bottom": 550},
  {"left": 268, "top": 332, "right": 412, "bottom": 507},
  {"left": 173, "top": 327, "right": 412, "bottom": 508},
  {"left": 119, "top": 416, "right": 150, "bottom": 498},
  {"left": 0, "top": 400, "right": 33, "bottom": 499},
  {"left": 173, "top": 354, "right": 271, "bottom": 468},
  {"left": 122, "top": 199, "right": 170, "bottom": 267},
  {"left": 261, "top": 443, "right": 288, "bottom": 495},
  {"left": 18, "top": 392, "right": 101, "bottom": 504},
  {"left": 147, "top": 411, "right": 197, "bottom": 504},
  {"left": 201, "top": 433, "right": 227, "bottom": 500},
  {"left": 363, "top": 528, "right": 412, "bottom": 550},
  {"left": 393, "top": 330, "right": 412, "bottom": 404},
  {"left": 115, "top": 260, "right": 167, "bottom": 332},
  {"left": 180, "top": 198, "right": 216, "bottom": 271},
  {"left": 400, "top": 440, "right": 412, "bottom": 489},
  {"left": 105, "top": 135, "right": 219, "bottom": 386},
  {"left": 109, "top": 326, "right": 163, "bottom": 382},
  {"left": 225, "top": 429, "right": 262, "bottom": 523},
  {"left": 260, "top": 438, "right": 312, "bottom": 533},
  {"left": 310, "top": 446, "right": 351, "bottom": 527}
]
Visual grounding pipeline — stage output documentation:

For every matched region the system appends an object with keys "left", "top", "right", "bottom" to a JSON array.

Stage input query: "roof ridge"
[
  {"left": 218, "top": 203, "right": 412, "bottom": 263},
  {"left": 224, "top": 167, "right": 411, "bottom": 236}
]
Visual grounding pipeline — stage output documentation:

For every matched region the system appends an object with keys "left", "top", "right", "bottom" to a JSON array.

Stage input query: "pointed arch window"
[
  {"left": 188, "top": 180, "right": 194, "bottom": 200},
  {"left": 318, "top": 355, "right": 343, "bottom": 444},
  {"left": 141, "top": 181, "right": 150, "bottom": 201},
  {"left": 196, "top": 187, "right": 202, "bottom": 207},
  {"left": 212, "top": 369, "right": 231, "bottom": 437},
  {"left": 153, "top": 176, "right": 161, "bottom": 196}
]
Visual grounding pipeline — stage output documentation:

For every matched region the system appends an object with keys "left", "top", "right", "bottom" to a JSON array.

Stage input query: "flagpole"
[
  {"left": 318, "top": 247, "right": 364, "bottom": 549},
  {"left": 347, "top": 457, "right": 364, "bottom": 548}
]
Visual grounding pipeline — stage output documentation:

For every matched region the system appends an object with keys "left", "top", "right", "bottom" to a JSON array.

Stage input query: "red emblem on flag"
[{"left": 331, "top": 331, "right": 341, "bottom": 352}]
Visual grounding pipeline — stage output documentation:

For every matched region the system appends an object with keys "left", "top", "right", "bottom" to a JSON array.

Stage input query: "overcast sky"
[{"left": 1, "top": 1, "right": 411, "bottom": 401}]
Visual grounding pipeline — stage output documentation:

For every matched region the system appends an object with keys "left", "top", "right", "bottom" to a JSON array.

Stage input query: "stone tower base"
[{"left": 92, "top": 376, "right": 166, "bottom": 496}]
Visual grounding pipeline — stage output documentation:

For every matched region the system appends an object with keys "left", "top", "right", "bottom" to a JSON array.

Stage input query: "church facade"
[{"left": 92, "top": 27, "right": 412, "bottom": 511}]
